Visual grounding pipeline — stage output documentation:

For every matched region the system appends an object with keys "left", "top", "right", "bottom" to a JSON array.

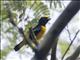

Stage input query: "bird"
[
  {"left": 14, "top": 16, "right": 50, "bottom": 51},
  {"left": 29, "top": 16, "right": 50, "bottom": 43}
]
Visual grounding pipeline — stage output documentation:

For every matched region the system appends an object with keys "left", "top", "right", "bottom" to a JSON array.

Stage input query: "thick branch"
[
  {"left": 32, "top": 1, "right": 80, "bottom": 60},
  {"left": 51, "top": 38, "right": 58, "bottom": 60}
]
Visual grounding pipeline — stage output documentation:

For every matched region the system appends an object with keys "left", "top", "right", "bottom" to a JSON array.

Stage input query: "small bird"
[{"left": 14, "top": 16, "right": 50, "bottom": 51}]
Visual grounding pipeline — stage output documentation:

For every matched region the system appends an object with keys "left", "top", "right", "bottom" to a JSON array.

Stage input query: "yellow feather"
[{"left": 36, "top": 26, "right": 46, "bottom": 40}]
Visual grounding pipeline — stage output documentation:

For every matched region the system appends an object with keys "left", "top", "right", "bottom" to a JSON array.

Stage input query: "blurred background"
[{"left": 0, "top": 0, "right": 80, "bottom": 60}]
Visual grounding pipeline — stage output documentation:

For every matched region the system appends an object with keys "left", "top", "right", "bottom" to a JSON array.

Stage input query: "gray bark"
[{"left": 32, "top": 0, "right": 80, "bottom": 60}]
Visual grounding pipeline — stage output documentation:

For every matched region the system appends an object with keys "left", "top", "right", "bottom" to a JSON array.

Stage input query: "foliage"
[
  {"left": 1, "top": 0, "right": 50, "bottom": 60},
  {"left": 49, "top": 0, "right": 63, "bottom": 8},
  {"left": 58, "top": 40, "right": 69, "bottom": 55},
  {"left": 0, "top": 20, "right": 18, "bottom": 59},
  {"left": 1, "top": 0, "right": 65, "bottom": 60}
]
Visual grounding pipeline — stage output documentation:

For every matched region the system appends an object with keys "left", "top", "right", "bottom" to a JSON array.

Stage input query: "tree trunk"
[
  {"left": 32, "top": 0, "right": 80, "bottom": 60},
  {"left": 51, "top": 38, "right": 58, "bottom": 60}
]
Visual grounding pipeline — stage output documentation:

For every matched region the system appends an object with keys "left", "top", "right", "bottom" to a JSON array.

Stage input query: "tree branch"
[
  {"left": 32, "top": 1, "right": 80, "bottom": 60},
  {"left": 62, "top": 30, "right": 80, "bottom": 60},
  {"left": 66, "top": 45, "right": 80, "bottom": 60},
  {"left": 65, "top": 26, "right": 72, "bottom": 41},
  {"left": 51, "top": 38, "right": 58, "bottom": 60}
]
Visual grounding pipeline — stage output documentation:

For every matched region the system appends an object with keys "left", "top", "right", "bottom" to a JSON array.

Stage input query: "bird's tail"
[{"left": 14, "top": 40, "right": 26, "bottom": 51}]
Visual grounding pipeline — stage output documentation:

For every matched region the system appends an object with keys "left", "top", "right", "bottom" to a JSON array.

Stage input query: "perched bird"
[
  {"left": 14, "top": 16, "right": 50, "bottom": 51},
  {"left": 29, "top": 16, "right": 50, "bottom": 43}
]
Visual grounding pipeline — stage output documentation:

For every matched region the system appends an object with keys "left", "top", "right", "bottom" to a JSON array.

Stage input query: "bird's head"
[{"left": 39, "top": 16, "right": 51, "bottom": 26}]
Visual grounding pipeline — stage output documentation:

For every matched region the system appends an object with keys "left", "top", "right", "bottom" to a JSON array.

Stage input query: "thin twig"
[
  {"left": 65, "top": 26, "right": 72, "bottom": 41},
  {"left": 62, "top": 30, "right": 80, "bottom": 60}
]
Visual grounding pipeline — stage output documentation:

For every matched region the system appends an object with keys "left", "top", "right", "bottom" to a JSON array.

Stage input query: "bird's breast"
[{"left": 36, "top": 26, "right": 46, "bottom": 40}]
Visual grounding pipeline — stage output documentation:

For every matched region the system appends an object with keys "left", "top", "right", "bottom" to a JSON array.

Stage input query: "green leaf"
[
  {"left": 1, "top": 6, "right": 8, "bottom": 20},
  {"left": 50, "top": 0, "right": 62, "bottom": 8},
  {"left": 50, "top": 0, "right": 53, "bottom": 8},
  {"left": 59, "top": 40, "right": 69, "bottom": 55}
]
